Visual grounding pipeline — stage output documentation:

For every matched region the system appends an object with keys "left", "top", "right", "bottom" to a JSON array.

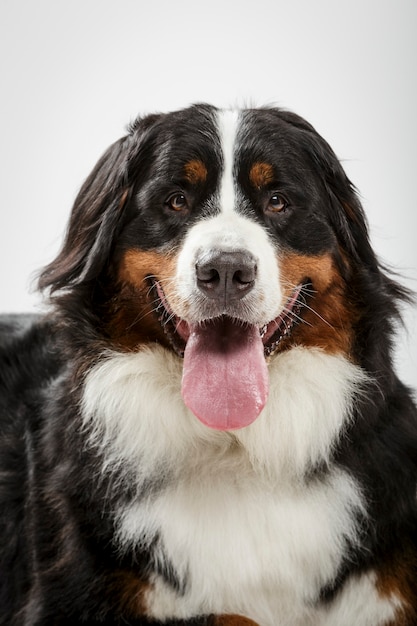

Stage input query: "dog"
[{"left": 1, "top": 104, "right": 416, "bottom": 625}]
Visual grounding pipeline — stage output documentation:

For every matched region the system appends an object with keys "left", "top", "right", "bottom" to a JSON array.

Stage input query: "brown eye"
[
  {"left": 166, "top": 193, "right": 188, "bottom": 211},
  {"left": 267, "top": 193, "right": 287, "bottom": 213}
]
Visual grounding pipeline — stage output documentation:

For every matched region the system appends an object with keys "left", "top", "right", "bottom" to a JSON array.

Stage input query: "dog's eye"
[
  {"left": 166, "top": 193, "right": 188, "bottom": 212},
  {"left": 266, "top": 193, "right": 287, "bottom": 213}
]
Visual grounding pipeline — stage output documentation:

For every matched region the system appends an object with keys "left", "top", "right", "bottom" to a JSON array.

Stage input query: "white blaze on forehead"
[
  {"left": 216, "top": 109, "right": 241, "bottom": 215},
  {"left": 170, "top": 108, "right": 283, "bottom": 326}
]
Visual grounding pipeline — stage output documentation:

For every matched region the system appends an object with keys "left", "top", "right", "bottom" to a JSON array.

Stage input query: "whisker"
[
  {"left": 279, "top": 282, "right": 333, "bottom": 329},
  {"left": 281, "top": 304, "right": 313, "bottom": 328},
  {"left": 300, "top": 302, "right": 333, "bottom": 328},
  {"left": 124, "top": 310, "right": 151, "bottom": 331},
  {"left": 285, "top": 308, "right": 313, "bottom": 328}
]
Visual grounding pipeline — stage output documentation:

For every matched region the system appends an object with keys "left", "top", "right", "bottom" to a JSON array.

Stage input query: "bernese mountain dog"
[{"left": 1, "top": 105, "right": 416, "bottom": 625}]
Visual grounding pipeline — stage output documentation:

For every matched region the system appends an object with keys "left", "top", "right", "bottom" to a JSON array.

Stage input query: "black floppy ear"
[
  {"left": 278, "top": 110, "right": 379, "bottom": 271},
  {"left": 39, "top": 135, "right": 132, "bottom": 293},
  {"left": 305, "top": 123, "right": 414, "bottom": 307},
  {"left": 307, "top": 132, "right": 379, "bottom": 271}
]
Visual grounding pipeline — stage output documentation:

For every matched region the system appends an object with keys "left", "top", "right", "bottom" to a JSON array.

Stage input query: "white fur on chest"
[
  {"left": 81, "top": 345, "right": 395, "bottom": 625},
  {"left": 82, "top": 345, "right": 367, "bottom": 480},
  {"left": 118, "top": 467, "right": 363, "bottom": 625}
]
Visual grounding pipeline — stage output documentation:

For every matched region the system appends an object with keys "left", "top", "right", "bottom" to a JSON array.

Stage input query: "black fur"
[{"left": 1, "top": 105, "right": 416, "bottom": 625}]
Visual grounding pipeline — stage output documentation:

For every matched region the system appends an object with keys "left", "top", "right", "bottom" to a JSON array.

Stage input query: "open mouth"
[
  {"left": 152, "top": 279, "right": 308, "bottom": 359},
  {"left": 149, "top": 278, "right": 310, "bottom": 431}
]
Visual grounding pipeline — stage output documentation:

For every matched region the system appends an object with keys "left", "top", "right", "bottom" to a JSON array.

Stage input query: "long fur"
[{"left": 1, "top": 104, "right": 416, "bottom": 626}]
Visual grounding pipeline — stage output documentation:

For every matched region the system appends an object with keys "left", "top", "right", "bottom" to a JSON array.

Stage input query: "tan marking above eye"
[
  {"left": 183, "top": 159, "right": 208, "bottom": 184},
  {"left": 249, "top": 162, "right": 275, "bottom": 188}
]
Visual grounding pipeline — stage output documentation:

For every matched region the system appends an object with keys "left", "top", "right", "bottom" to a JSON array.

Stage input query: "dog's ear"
[
  {"left": 280, "top": 112, "right": 413, "bottom": 309},
  {"left": 309, "top": 133, "right": 378, "bottom": 272},
  {"left": 38, "top": 135, "right": 131, "bottom": 293},
  {"left": 38, "top": 115, "right": 160, "bottom": 294},
  {"left": 278, "top": 110, "right": 379, "bottom": 271}
]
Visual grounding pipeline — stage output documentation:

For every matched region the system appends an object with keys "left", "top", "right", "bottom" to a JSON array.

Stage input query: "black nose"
[{"left": 196, "top": 250, "right": 257, "bottom": 304}]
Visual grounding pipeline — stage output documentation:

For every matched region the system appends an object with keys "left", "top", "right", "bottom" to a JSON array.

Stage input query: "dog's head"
[{"left": 40, "top": 104, "right": 405, "bottom": 430}]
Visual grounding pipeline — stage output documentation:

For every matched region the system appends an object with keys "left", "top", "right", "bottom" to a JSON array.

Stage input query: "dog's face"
[{"left": 41, "top": 105, "right": 378, "bottom": 430}]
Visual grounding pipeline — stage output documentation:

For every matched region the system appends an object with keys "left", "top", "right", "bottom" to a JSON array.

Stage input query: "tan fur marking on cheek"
[
  {"left": 119, "top": 249, "right": 176, "bottom": 286},
  {"left": 249, "top": 162, "right": 275, "bottom": 188},
  {"left": 120, "top": 248, "right": 183, "bottom": 315},
  {"left": 184, "top": 159, "right": 208, "bottom": 184},
  {"left": 105, "top": 249, "right": 178, "bottom": 351},
  {"left": 279, "top": 252, "right": 356, "bottom": 356},
  {"left": 279, "top": 252, "right": 335, "bottom": 293}
]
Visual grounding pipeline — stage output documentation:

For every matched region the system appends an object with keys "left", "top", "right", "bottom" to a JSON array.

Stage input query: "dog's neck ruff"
[{"left": 81, "top": 344, "right": 368, "bottom": 481}]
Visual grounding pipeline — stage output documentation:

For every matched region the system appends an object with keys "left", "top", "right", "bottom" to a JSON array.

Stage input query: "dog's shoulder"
[
  {"left": 0, "top": 313, "right": 39, "bottom": 348},
  {"left": 0, "top": 313, "right": 63, "bottom": 417}
]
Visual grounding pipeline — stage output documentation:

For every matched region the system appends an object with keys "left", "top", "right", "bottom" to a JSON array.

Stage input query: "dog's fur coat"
[{"left": 1, "top": 105, "right": 416, "bottom": 625}]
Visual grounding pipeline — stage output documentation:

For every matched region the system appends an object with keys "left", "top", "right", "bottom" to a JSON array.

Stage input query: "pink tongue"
[{"left": 181, "top": 317, "right": 269, "bottom": 430}]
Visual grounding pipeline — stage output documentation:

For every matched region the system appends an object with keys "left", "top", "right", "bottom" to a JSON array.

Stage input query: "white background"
[{"left": 1, "top": 0, "right": 416, "bottom": 388}]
